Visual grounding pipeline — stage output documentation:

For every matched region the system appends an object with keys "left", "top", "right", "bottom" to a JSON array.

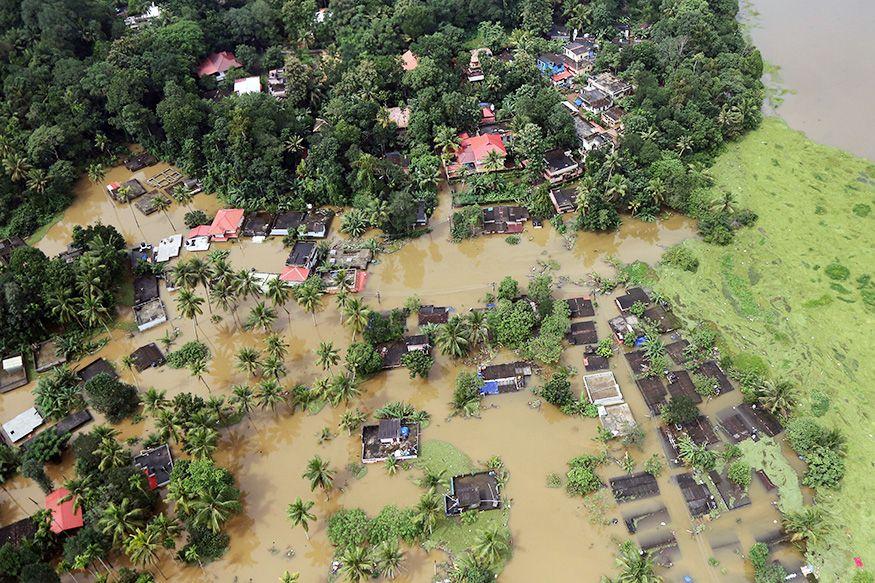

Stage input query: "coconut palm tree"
[
  {"left": 149, "top": 513, "right": 180, "bottom": 547},
  {"left": 342, "top": 297, "right": 370, "bottom": 341},
  {"left": 188, "top": 357, "right": 212, "bottom": 393},
  {"left": 176, "top": 289, "right": 205, "bottom": 340},
  {"left": 604, "top": 174, "right": 629, "bottom": 203},
  {"left": 155, "top": 410, "right": 183, "bottom": 444},
  {"left": 339, "top": 545, "right": 373, "bottom": 583},
  {"left": 466, "top": 311, "right": 490, "bottom": 348},
  {"left": 125, "top": 526, "right": 166, "bottom": 578},
  {"left": 142, "top": 388, "right": 170, "bottom": 417},
  {"left": 303, "top": 456, "right": 335, "bottom": 500},
  {"left": 171, "top": 185, "right": 194, "bottom": 210},
  {"left": 286, "top": 497, "right": 316, "bottom": 539},
  {"left": 433, "top": 125, "right": 461, "bottom": 179},
  {"left": 94, "top": 438, "right": 129, "bottom": 471},
  {"left": 46, "top": 287, "right": 83, "bottom": 328},
  {"left": 78, "top": 292, "right": 112, "bottom": 334},
  {"left": 3, "top": 153, "right": 30, "bottom": 182},
  {"left": 756, "top": 379, "right": 798, "bottom": 418},
  {"left": 614, "top": 541, "right": 662, "bottom": 583},
  {"left": 185, "top": 425, "right": 218, "bottom": 460},
  {"left": 414, "top": 493, "right": 442, "bottom": 537},
  {"left": 335, "top": 289, "right": 351, "bottom": 323},
  {"left": 783, "top": 506, "right": 829, "bottom": 546},
  {"left": 265, "top": 333, "right": 288, "bottom": 361},
  {"left": 435, "top": 316, "right": 470, "bottom": 358},
  {"left": 61, "top": 476, "right": 95, "bottom": 514},
  {"left": 87, "top": 162, "right": 106, "bottom": 184},
  {"left": 261, "top": 355, "right": 287, "bottom": 379},
  {"left": 230, "top": 384, "right": 256, "bottom": 420},
  {"left": 709, "top": 190, "right": 737, "bottom": 215},
  {"left": 327, "top": 374, "right": 360, "bottom": 406},
  {"left": 234, "top": 269, "right": 262, "bottom": 301},
  {"left": 373, "top": 539, "right": 404, "bottom": 579},
  {"left": 675, "top": 135, "right": 693, "bottom": 156},
  {"left": 153, "top": 196, "right": 175, "bottom": 230},
  {"left": 339, "top": 408, "right": 366, "bottom": 435},
  {"left": 483, "top": 149, "right": 505, "bottom": 173},
  {"left": 191, "top": 486, "right": 242, "bottom": 533},
  {"left": 316, "top": 341, "right": 340, "bottom": 370},
  {"left": 473, "top": 526, "right": 510, "bottom": 568},
  {"left": 246, "top": 301, "right": 277, "bottom": 332},
  {"left": 295, "top": 277, "right": 324, "bottom": 324},
  {"left": 99, "top": 499, "right": 145, "bottom": 546},
  {"left": 265, "top": 277, "right": 293, "bottom": 324},
  {"left": 235, "top": 347, "right": 262, "bottom": 378},
  {"left": 257, "top": 379, "right": 285, "bottom": 415},
  {"left": 210, "top": 279, "right": 239, "bottom": 325},
  {"left": 417, "top": 468, "right": 447, "bottom": 493}
]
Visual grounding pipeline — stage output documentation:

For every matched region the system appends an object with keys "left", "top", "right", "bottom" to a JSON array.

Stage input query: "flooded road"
[
  {"left": 744, "top": 0, "right": 875, "bottom": 160},
  {"left": 0, "top": 164, "right": 804, "bottom": 582}
]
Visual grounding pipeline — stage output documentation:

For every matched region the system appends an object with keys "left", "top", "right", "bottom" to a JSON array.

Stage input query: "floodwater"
[
  {"left": 0, "top": 163, "right": 805, "bottom": 582},
  {"left": 743, "top": 0, "right": 875, "bottom": 161}
]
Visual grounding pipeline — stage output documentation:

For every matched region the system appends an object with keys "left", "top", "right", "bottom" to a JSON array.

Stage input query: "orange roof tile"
[{"left": 46, "top": 488, "right": 83, "bottom": 533}]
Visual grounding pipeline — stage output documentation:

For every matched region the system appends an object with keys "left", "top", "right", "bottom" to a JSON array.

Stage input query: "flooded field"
[
  {"left": 743, "top": 0, "right": 875, "bottom": 161},
  {"left": 1, "top": 163, "right": 806, "bottom": 582}
]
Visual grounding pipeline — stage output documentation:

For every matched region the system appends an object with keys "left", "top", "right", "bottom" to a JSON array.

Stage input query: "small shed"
[
  {"left": 566, "top": 320, "right": 598, "bottom": 345},
  {"left": 0, "top": 355, "right": 28, "bottom": 393},
  {"left": 129, "top": 343, "right": 166, "bottom": 371},
  {"left": 2, "top": 407, "right": 43, "bottom": 444},
  {"left": 77, "top": 358, "right": 117, "bottom": 382},
  {"left": 565, "top": 296, "right": 594, "bottom": 318},
  {"left": 615, "top": 287, "right": 650, "bottom": 312},
  {"left": 377, "top": 419, "right": 402, "bottom": 443},
  {"left": 599, "top": 403, "right": 637, "bottom": 437},
  {"left": 46, "top": 489, "right": 84, "bottom": 534},
  {"left": 583, "top": 371, "right": 623, "bottom": 406},
  {"left": 610, "top": 472, "right": 660, "bottom": 503},
  {"left": 185, "top": 225, "right": 211, "bottom": 252},
  {"left": 33, "top": 339, "right": 66, "bottom": 373},
  {"left": 133, "top": 274, "right": 160, "bottom": 306},
  {"left": 444, "top": 471, "right": 501, "bottom": 516},
  {"left": 270, "top": 211, "right": 306, "bottom": 236},
  {"left": 134, "top": 298, "right": 168, "bottom": 332}
]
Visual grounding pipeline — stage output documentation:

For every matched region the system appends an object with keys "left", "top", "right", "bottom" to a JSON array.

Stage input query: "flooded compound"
[{"left": 0, "top": 161, "right": 807, "bottom": 582}]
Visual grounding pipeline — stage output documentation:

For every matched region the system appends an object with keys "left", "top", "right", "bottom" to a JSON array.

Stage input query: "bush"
[
  {"left": 184, "top": 210, "right": 209, "bottom": 229},
  {"left": 809, "top": 389, "right": 830, "bottom": 417},
  {"left": 595, "top": 338, "right": 614, "bottom": 358},
  {"left": 0, "top": 444, "right": 19, "bottom": 482},
  {"left": 83, "top": 373, "right": 140, "bottom": 423},
  {"left": 401, "top": 350, "right": 433, "bottom": 379},
  {"left": 538, "top": 370, "right": 573, "bottom": 408},
  {"left": 727, "top": 460, "right": 752, "bottom": 489},
  {"left": 660, "top": 396, "right": 699, "bottom": 425},
  {"left": 754, "top": 562, "right": 788, "bottom": 583},
  {"left": 33, "top": 366, "right": 83, "bottom": 420},
  {"left": 179, "top": 525, "right": 229, "bottom": 563},
  {"left": 363, "top": 309, "right": 406, "bottom": 345},
  {"left": 802, "top": 446, "right": 845, "bottom": 489},
  {"left": 824, "top": 261, "right": 850, "bottom": 281},
  {"left": 734, "top": 208, "right": 758, "bottom": 226},
  {"left": 505, "top": 235, "right": 520, "bottom": 245},
  {"left": 167, "top": 341, "right": 210, "bottom": 369},
  {"left": 662, "top": 244, "right": 699, "bottom": 272},
  {"left": 497, "top": 276, "right": 519, "bottom": 301},
  {"left": 565, "top": 454, "right": 604, "bottom": 496},
  {"left": 698, "top": 211, "right": 734, "bottom": 245},
  {"left": 367, "top": 506, "right": 418, "bottom": 545},
  {"left": 22, "top": 430, "right": 69, "bottom": 465},
  {"left": 345, "top": 343, "right": 383, "bottom": 377},
  {"left": 327, "top": 508, "right": 370, "bottom": 548},
  {"left": 643, "top": 454, "right": 663, "bottom": 477},
  {"left": 450, "top": 206, "right": 481, "bottom": 241},
  {"left": 748, "top": 542, "right": 769, "bottom": 569},
  {"left": 451, "top": 372, "right": 482, "bottom": 416}
]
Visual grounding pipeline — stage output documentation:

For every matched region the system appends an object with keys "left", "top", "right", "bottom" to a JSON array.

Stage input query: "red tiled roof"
[
  {"left": 45, "top": 489, "right": 83, "bottom": 534},
  {"left": 279, "top": 266, "right": 310, "bottom": 283},
  {"left": 551, "top": 70, "right": 573, "bottom": 82},
  {"left": 456, "top": 133, "right": 506, "bottom": 165},
  {"left": 208, "top": 209, "right": 245, "bottom": 236},
  {"left": 401, "top": 50, "right": 418, "bottom": 71},
  {"left": 187, "top": 225, "right": 212, "bottom": 238},
  {"left": 353, "top": 270, "right": 368, "bottom": 293},
  {"left": 197, "top": 51, "right": 242, "bottom": 77}
]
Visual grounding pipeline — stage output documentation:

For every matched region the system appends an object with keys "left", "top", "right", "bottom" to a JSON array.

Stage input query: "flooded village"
[
  {"left": 1, "top": 0, "right": 857, "bottom": 580},
  {"left": 0, "top": 152, "right": 812, "bottom": 582}
]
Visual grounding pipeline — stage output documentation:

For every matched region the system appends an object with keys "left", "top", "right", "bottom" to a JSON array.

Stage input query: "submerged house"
[
  {"left": 241, "top": 212, "right": 276, "bottom": 239},
  {"left": 444, "top": 471, "right": 501, "bottom": 516},
  {"left": 549, "top": 187, "right": 578, "bottom": 214},
  {"left": 301, "top": 210, "right": 334, "bottom": 238},
  {"left": 285, "top": 240, "right": 319, "bottom": 269},
  {"left": 584, "top": 371, "right": 624, "bottom": 406},
  {"left": 418, "top": 305, "right": 451, "bottom": 325},
  {"left": 482, "top": 205, "right": 529, "bottom": 235},
  {"left": 361, "top": 419, "right": 420, "bottom": 463},
  {"left": 208, "top": 209, "right": 245, "bottom": 241},
  {"left": 270, "top": 211, "right": 306, "bottom": 236},
  {"left": 134, "top": 444, "right": 174, "bottom": 489},
  {"left": 46, "top": 489, "right": 84, "bottom": 534},
  {"left": 1, "top": 407, "right": 43, "bottom": 444},
  {"left": 478, "top": 361, "right": 533, "bottom": 394},
  {"left": 376, "top": 335, "right": 431, "bottom": 369},
  {"left": 574, "top": 117, "right": 612, "bottom": 153}
]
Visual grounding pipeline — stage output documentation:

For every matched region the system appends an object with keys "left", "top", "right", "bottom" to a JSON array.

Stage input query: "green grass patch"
[
  {"left": 653, "top": 118, "right": 875, "bottom": 579},
  {"left": 417, "top": 440, "right": 510, "bottom": 556},
  {"left": 25, "top": 210, "right": 64, "bottom": 245},
  {"left": 737, "top": 437, "right": 802, "bottom": 513}
]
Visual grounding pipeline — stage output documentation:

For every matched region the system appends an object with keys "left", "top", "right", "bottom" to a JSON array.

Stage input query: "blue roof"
[{"left": 480, "top": 380, "right": 500, "bottom": 395}]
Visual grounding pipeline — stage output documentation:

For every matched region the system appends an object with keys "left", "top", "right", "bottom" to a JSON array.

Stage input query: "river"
[{"left": 743, "top": 0, "right": 875, "bottom": 161}]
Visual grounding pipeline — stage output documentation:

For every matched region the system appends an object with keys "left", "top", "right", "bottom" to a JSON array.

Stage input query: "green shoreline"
[{"left": 653, "top": 116, "right": 875, "bottom": 579}]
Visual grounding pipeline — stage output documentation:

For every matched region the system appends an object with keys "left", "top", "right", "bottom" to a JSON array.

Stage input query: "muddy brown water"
[
  {"left": 1, "top": 164, "right": 803, "bottom": 582},
  {"left": 744, "top": 0, "right": 875, "bottom": 161}
]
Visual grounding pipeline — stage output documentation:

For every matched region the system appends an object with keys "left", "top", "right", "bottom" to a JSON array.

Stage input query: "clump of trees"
[
  {"left": 83, "top": 372, "right": 140, "bottom": 423},
  {"left": 786, "top": 417, "right": 847, "bottom": 489}
]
